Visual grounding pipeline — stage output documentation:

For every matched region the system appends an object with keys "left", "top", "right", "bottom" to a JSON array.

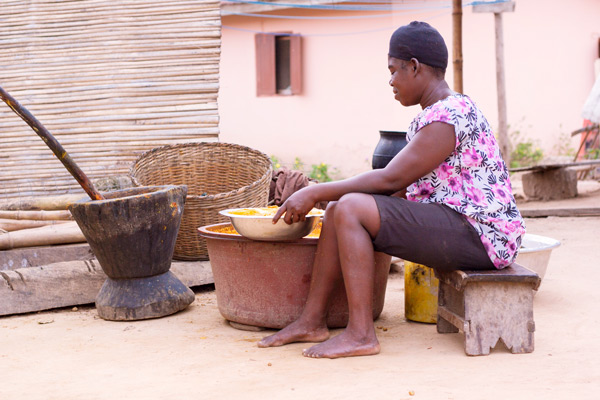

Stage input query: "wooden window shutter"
[
  {"left": 255, "top": 33, "right": 276, "bottom": 96},
  {"left": 289, "top": 35, "right": 302, "bottom": 95}
]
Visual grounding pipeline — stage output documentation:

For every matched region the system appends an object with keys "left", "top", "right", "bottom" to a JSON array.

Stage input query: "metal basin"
[
  {"left": 515, "top": 233, "right": 560, "bottom": 282},
  {"left": 219, "top": 208, "right": 323, "bottom": 241}
]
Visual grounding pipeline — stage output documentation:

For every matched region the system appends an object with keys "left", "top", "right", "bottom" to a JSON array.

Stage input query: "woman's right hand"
[{"left": 272, "top": 186, "right": 317, "bottom": 225}]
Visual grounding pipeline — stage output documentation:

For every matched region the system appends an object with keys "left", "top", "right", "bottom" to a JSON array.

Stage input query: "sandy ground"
[{"left": 1, "top": 184, "right": 599, "bottom": 400}]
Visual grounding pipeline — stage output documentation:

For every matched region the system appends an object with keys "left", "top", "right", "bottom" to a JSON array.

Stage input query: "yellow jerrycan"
[{"left": 404, "top": 261, "right": 439, "bottom": 323}]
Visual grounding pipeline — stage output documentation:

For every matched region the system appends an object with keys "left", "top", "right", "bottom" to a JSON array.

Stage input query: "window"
[{"left": 255, "top": 33, "right": 302, "bottom": 96}]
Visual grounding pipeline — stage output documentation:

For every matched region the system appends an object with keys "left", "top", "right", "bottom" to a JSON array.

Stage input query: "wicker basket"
[{"left": 130, "top": 142, "right": 273, "bottom": 260}]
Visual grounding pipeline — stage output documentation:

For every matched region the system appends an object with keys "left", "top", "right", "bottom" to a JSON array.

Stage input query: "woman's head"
[
  {"left": 388, "top": 22, "right": 450, "bottom": 107},
  {"left": 388, "top": 21, "right": 448, "bottom": 74}
]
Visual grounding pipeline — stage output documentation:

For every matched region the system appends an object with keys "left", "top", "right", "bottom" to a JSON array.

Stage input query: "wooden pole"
[
  {"left": 473, "top": 1, "right": 516, "bottom": 167},
  {"left": 0, "top": 86, "right": 105, "bottom": 201},
  {"left": 452, "top": 0, "right": 464, "bottom": 93},
  {"left": 495, "top": 12, "right": 510, "bottom": 164}
]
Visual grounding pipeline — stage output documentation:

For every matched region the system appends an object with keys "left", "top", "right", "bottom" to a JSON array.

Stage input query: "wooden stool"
[{"left": 435, "top": 263, "right": 541, "bottom": 356}]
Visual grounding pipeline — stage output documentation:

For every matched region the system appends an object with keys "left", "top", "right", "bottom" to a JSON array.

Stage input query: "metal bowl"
[
  {"left": 219, "top": 208, "right": 323, "bottom": 241},
  {"left": 515, "top": 233, "right": 561, "bottom": 283}
]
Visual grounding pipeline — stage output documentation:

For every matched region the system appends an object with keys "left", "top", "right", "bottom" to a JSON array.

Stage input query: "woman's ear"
[{"left": 410, "top": 58, "right": 420, "bottom": 74}]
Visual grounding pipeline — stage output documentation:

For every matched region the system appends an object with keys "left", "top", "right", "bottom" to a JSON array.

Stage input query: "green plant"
[
  {"left": 309, "top": 162, "right": 333, "bottom": 182},
  {"left": 270, "top": 155, "right": 281, "bottom": 170},
  {"left": 552, "top": 129, "right": 577, "bottom": 159},
  {"left": 509, "top": 130, "right": 544, "bottom": 169},
  {"left": 585, "top": 147, "right": 600, "bottom": 159},
  {"left": 270, "top": 156, "right": 337, "bottom": 182},
  {"left": 293, "top": 157, "right": 304, "bottom": 171},
  {"left": 510, "top": 142, "right": 544, "bottom": 169}
]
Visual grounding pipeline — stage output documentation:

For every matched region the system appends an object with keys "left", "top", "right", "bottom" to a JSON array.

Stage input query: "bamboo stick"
[
  {"left": 0, "top": 218, "right": 71, "bottom": 232},
  {"left": 3, "top": 85, "right": 221, "bottom": 100},
  {"left": 0, "top": 83, "right": 221, "bottom": 99},
  {"left": 0, "top": 72, "right": 220, "bottom": 88},
  {"left": 0, "top": 59, "right": 220, "bottom": 77},
  {"left": 0, "top": 210, "right": 73, "bottom": 221},
  {"left": 0, "top": 101, "right": 218, "bottom": 116},
  {"left": 1, "top": 1, "right": 219, "bottom": 14},
  {"left": 1, "top": 94, "right": 218, "bottom": 107},
  {"left": 2, "top": 66, "right": 219, "bottom": 82},
  {"left": 0, "top": 38, "right": 221, "bottom": 52},
  {"left": 1, "top": 37, "right": 220, "bottom": 53},
  {"left": 0, "top": 4, "right": 219, "bottom": 17},
  {"left": 0, "top": 111, "right": 219, "bottom": 127},
  {"left": 0, "top": 12, "right": 220, "bottom": 24},
  {"left": 0, "top": 221, "right": 85, "bottom": 250},
  {"left": 1, "top": 135, "right": 218, "bottom": 151},
  {"left": 0, "top": 145, "right": 216, "bottom": 162},
  {"left": 0, "top": 135, "right": 219, "bottom": 152},
  {"left": 0, "top": 7, "right": 220, "bottom": 19},
  {"left": 0, "top": 67, "right": 220, "bottom": 80},
  {"left": 0, "top": 26, "right": 221, "bottom": 41},
  {"left": 0, "top": 190, "right": 87, "bottom": 199},
  {"left": 0, "top": 14, "right": 220, "bottom": 28},
  {"left": 0, "top": 194, "right": 87, "bottom": 211}
]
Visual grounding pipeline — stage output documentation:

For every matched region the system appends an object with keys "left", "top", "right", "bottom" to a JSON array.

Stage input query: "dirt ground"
[{"left": 1, "top": 182, "right": 599, "bottom": 400}]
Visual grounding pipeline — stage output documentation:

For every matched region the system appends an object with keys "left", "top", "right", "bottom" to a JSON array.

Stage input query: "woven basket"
[{"left": 130, "top": 142, "right": 273, "bottom": 260}]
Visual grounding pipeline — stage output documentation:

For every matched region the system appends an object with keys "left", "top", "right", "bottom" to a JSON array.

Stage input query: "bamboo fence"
[{"left": 0, "top": 0, "right": 221, "bottom": 199}]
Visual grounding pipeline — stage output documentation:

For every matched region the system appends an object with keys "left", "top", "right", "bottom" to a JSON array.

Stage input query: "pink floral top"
[{"left": 406, "top": 94, "right": 526, "bottom": 268}]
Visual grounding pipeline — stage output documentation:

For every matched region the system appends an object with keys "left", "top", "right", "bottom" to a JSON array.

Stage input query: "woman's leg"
[
  {"left": 371, "top": 196, "right": 495, "bottom": 272},
  {"left": 303, "top": 193, "right": 383, "bottom": 358},
  {"left": 258, "top": 201, "right": 344, "bottom": 347}
]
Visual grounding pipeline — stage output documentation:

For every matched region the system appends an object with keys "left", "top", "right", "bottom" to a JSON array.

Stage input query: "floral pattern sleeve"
[{"left": 405, "top": 94, "right": 526, "bottom": 268}]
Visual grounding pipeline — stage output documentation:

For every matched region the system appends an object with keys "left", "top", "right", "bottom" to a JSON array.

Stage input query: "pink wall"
[{"left": 219, "top": 1, "right": 600, "bottom": 178}]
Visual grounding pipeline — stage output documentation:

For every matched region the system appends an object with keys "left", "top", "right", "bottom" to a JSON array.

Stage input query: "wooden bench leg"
[
  {"left": 437, "top": 315, "right": 459, "bottom": 334},
  {"left": 463, "top": 282, "right": 536, "bottom": 356},
  {"left": 437, "top": 282, "right": 459, "bottom": 333}
]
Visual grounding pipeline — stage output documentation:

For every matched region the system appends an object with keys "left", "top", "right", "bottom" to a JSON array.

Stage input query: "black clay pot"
[
  {"left": 69, "top": 185, "right": 194, "bottom": 321},
  {"left": 372, "top": 130, "right": 408, "bottom": 169}
]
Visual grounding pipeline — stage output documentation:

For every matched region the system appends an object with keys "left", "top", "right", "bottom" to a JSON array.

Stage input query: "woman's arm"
[{"left": 274, "top": 121, "right": 456, "bottom": 224}]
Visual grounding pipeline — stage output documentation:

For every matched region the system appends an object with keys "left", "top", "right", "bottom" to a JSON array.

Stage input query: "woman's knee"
[
  {"left": 323, "top": 200, "right": 338, "bottom": 220},
  {"left": 336, "top": 193, "right": 374, "bottom": 215},
  {"left": 335, "top": 194, "right": 380, "bottom": 235}
]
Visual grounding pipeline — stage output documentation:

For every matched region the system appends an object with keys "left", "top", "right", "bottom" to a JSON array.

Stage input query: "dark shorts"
[{"left": 372, "top": 195, "right": 495, "bottom": 272}]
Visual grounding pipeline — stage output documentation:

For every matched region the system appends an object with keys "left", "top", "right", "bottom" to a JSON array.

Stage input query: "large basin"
[
  {"left": 515, "top": 233, "right": 561, "bottom": 282},
  {"left": 198, "top": 222, "right": 392, "bottom": 329}
]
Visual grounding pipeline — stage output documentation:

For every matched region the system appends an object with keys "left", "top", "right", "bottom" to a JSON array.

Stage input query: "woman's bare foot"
[
  {"left": 257, "top": 320, "right": 330, "bottom": 348},
  {"left": 302, "top": 330, "right": 380, "bottom": 359}
]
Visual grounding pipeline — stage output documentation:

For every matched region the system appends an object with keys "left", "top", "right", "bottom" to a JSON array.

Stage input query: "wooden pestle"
[{"left": 0, "top": 85, "right": 104, "bottom": 201}]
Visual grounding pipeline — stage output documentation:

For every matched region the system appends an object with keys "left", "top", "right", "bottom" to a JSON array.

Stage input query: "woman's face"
[{"left": 388, "top": 56, "right": 418, "bottom": 106}]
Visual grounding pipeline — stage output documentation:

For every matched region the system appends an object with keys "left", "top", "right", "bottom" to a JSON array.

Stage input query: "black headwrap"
[{"left": 388, "top": 21, "right": 448, "bottom": 71}]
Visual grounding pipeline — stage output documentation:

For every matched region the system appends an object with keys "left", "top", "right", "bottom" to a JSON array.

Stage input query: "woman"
[{"left": 257, "top": 21, "right": 525, "bottom": 359}]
